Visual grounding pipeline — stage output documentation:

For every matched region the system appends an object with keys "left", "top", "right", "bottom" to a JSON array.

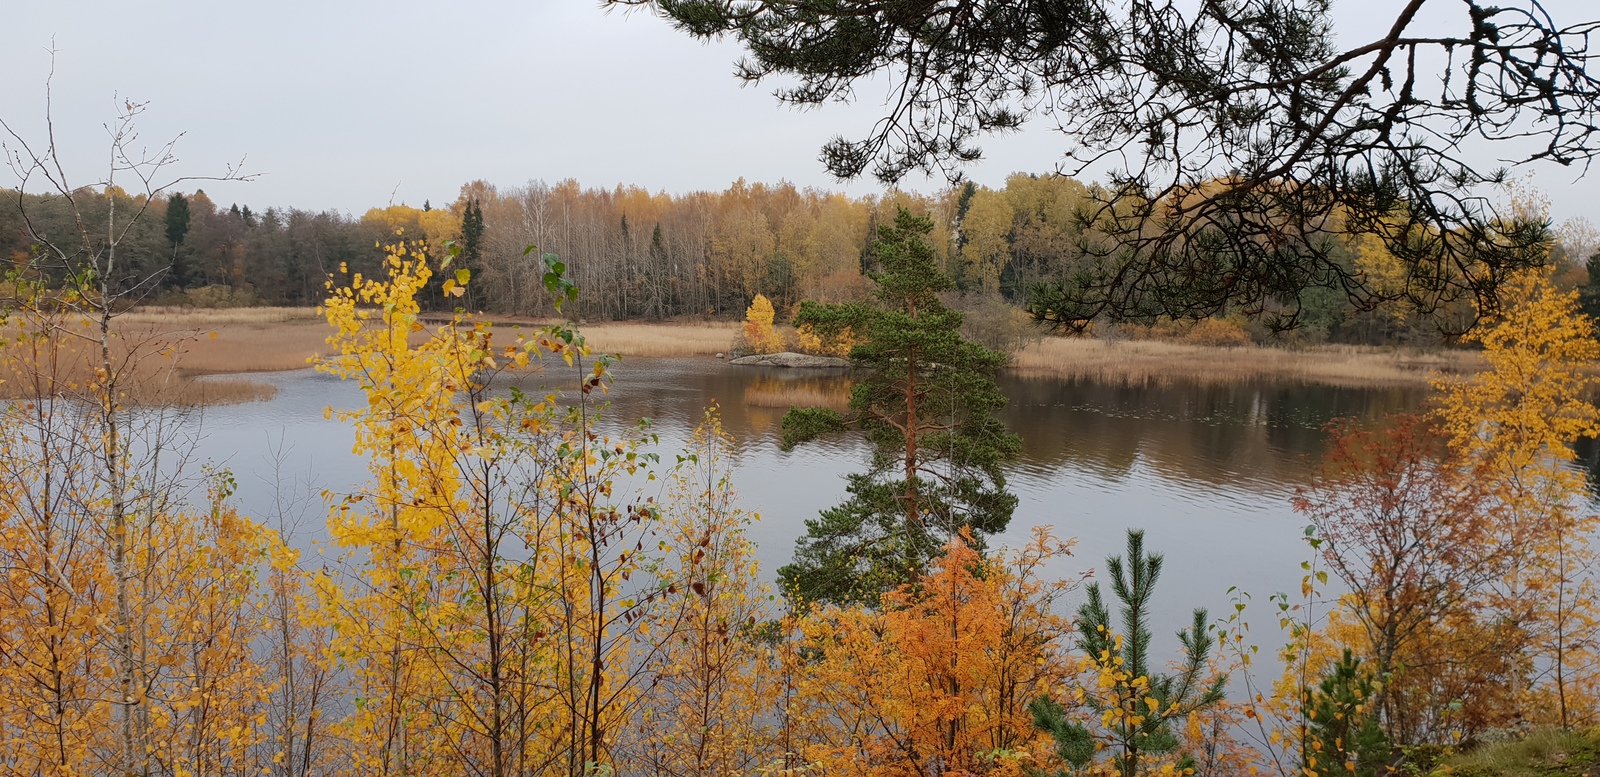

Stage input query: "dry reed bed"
[
  {"left": 119, "top": 306, "right": 325, "bottom": 326},
  {"left": 5, "top": 306, "right": 736, "bottom": 407},
  {"left": 1010, "top": 337, "right": 1484, "bottom": 387},
  {"left": 3, "top": 305, "right": 1496, "bottom": 408},
  {"left": 403, "top": 311, "right": 741, "bottom": 358},
  {"left": 0, "top": 319, "right": 280, "bottom": 406},
  {"left": 167, "top": 322, "right": 332, "bottom": 375},
  {"left": 578, "top": 322, "right": 738, "bottom": 357}
]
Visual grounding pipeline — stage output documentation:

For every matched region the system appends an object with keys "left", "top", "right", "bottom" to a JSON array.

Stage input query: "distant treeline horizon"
[{"left": 3, "top": 175, "right": 1592, "bottom": 346}]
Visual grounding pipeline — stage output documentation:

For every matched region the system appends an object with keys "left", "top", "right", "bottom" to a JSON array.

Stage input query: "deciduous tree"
[
  {"left": 1433, "top": 271, "right": 1600, "bottom": 728},
  {"left": 1293, "top": 415, "right": 1517, "bottom": 741},
  {"left": 741, "top": 293, "right": 784, "bottom": 354}
]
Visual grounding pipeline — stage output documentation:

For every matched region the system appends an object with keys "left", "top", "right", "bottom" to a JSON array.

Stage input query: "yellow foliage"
[
  {"left": 318, "top": 246, "right": 762, "bottom": 773},
  {"left": 1178, "top": 317, "right": 1253, "bottom": 348},
  {"left": 743, "top": 294, "right": 786, "bottom": 354},
  {"left": 1433, "top": 271, "right": 1600, "bottom": 729},
  {"left": 416, "top": 207, "right": 460, "bottom": 258},
  {"left": 361, "top": 204, "right": 424, "bottom": 237},
  {"left": 1434, "top": 272, "right": 1600, "bottom": 474},
  {"left": 0, "top": 284, "right": 280, "bottom": 775},
  {"left": 621, "top": 406, "right": 783, "bottom": 773},
  {"left": 795, "top": 322, "right": 857, "bottom": 357},
  {"left": 961, "top": 186, "right": 1014, "bottom": 292},
  {"left": 1352, "top": 233, "right": 1413, "bottom": 326}
]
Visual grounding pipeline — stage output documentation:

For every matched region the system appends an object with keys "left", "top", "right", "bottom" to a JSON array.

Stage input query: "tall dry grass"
[
  {"left": 1010, "top": 336, "right": 1482, "bottom": 387},
  {"left": 120, "top": 306, "right": 324, "bottom": 326},
  {"left": 112, "top": 306, "right": 1497, "bottom": 391},
  {"left": 413, "top": 314, "right": 741, "bottom": 357},
  {"left": 11, "top": 305, "right": 1481, "bottom": 405},
  {"left": 126, "top": 309, "right": 738, "bottom": 376},
  {"left": 579, "top": 321, "right": 739, "bottom": 357},
  {"left": 121, "top": 306, "right": 331, "bottom": 375},
  {"left": 0, "top": 317, "right": 279, "bottom": 406},
  {"left": 168, "top": 322, "right": 332, "bottom": 375}
]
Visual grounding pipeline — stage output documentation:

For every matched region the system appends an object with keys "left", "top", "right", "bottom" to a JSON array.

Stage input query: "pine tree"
[
  {"left": 639, "top": 0, "right": 1581, "bottom": 325},
  {"left": 1303, "top": 650, "right": 1390, "bottom": 777},
  {"left": 777, "top": 206, "right": 1020, "bottom": 606},
  {"left": 1030, "top": 530, "right": 1226, "bottom": 777}
]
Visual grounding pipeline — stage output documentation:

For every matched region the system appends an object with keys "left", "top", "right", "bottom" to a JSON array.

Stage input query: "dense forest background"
[{"left": 5, "top": 176, "right": 1594, "bottom": 346}]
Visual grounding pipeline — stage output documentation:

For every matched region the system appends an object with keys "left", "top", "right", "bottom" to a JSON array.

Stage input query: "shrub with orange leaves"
[
  {"left": 1292, "top": 414, "right": 1517, "bottom": 742},
  {"left": 785, "top": 528, "right": 1077, "bottom": 776}
]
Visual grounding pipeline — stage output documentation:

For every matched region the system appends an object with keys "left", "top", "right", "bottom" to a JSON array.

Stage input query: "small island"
[{"left": 727, "top": 351, "right": 851, "bottom": 368}]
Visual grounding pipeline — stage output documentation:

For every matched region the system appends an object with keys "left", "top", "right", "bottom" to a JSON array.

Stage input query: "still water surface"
[{"left": 188, "top": 358, "right": 1427, "bottom": 632}]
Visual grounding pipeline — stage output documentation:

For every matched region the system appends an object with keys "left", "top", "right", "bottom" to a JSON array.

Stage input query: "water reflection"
[
  {"left": 585, "top": 361, "right": 1428, "bottom": 491},
  {"left": 996, "top": 374, "right": 1426, "bottom": 489},
  {"left": 192, "top": 358, "right": 1432, "bottom": 634}
]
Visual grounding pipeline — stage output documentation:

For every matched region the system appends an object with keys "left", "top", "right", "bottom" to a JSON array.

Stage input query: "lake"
[{"left": 183, "top": 357, "right": 1432, "bottom": 636}]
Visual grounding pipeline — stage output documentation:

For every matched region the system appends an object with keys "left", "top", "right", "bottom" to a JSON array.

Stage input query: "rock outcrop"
[{"left": 727, "top": 352, "right": 851, "bottom": 368}]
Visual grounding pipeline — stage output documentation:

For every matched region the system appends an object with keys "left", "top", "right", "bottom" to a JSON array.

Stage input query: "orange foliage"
[{"left": 786, "top": 529, "right": 1077, "bottom": 775}]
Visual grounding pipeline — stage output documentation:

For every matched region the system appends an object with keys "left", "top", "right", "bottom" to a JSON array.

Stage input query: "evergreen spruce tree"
[
  {"left": 459, "top": 198, "right": 485, "bottom": 307},
  {"left": 164, "top": 192, "right": 191, "bottom": 288},
  {"left": 649, "top": 222, "right": 667, "bottom": 262},
  {"left": 461, "top": 199, "right": 484, "bottom": 269},
  {"left": 777, "top": 206, "right": 1020, "bottom": 606},
  {"left": 1580, "top": 252, "right": 1600, "bottom": 323},
  {"left": 1030, "top": 530, "right": 1226, "bottom": 777}
]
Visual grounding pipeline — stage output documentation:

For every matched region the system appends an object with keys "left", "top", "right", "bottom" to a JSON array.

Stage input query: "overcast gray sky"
[{"left": 3, "top": 0, "right": 1597, "bottom": 225}]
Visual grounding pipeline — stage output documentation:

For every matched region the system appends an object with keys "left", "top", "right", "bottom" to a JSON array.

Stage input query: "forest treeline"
[{"left": 7, "top": 176, "right": 1594, "bottom": 345}]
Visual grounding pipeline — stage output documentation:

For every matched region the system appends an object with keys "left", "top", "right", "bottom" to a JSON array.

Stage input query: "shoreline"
[
  {"left": 13, "top": 308, "right": 1482, "bottom": 406},
  {"left": 1009, "top": 337, "right": 1482, "bottom": 388}
]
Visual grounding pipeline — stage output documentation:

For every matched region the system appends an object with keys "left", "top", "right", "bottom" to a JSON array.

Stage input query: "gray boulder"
[{"left": 728, "top": 352, "right": 851, "bottom": 368}]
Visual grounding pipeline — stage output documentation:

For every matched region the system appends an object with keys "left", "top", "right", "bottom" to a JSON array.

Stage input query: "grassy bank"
[{"left": 1442, "top": 727, "right": 1600, "bottom": 777}]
